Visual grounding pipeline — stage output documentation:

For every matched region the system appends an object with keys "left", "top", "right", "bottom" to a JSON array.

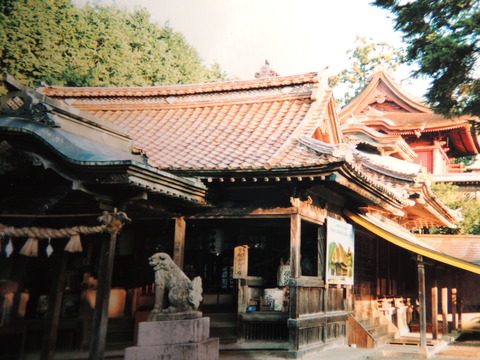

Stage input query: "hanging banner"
[
  {"left": 326, "top": 217, "right": 354, "bottom": 285},
  {"left": 233, "top": 245, "right": 249, "bottom": 279}
]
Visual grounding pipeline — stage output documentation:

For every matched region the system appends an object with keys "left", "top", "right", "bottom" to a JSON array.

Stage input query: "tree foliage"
[
  {"left": 0, "top": 0, "right": 226, "bottom": 88},
  {"left": 431, "top": 182, "right": 480, "bottom": 235},
  {"left": 328, "top": 36, "right": 405, "bottom": 105},
  {"left": 373, "top": 0, "right": 480, "bottom": 118}
]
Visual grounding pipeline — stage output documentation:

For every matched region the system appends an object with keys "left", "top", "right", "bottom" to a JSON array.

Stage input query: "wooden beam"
[
  {"left": 187, "top": 205, "right": 299, "bottom": 220},
  {"left": 88, "top": 232, "right": 118, "bottom": 360},
  {"left": 186, "top": 201, "right": 326, "bottom": 224},
  {"left": 173, "top": 217, "right": 186, "bottom": 269}
]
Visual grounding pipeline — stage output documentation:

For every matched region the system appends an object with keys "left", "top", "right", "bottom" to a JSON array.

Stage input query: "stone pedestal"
[{"left": 125, "top": 316, "right": 219, "bottom": 360}]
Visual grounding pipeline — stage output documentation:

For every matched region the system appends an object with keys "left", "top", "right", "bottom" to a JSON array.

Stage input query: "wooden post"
[
  {"left": 289, "top": 213, "right": 301, "bottom": 351},
  {"left": 290, "top": 213, "right": 301, "bottom": 279},
  {"left": 173, "top": 217, "right": 186, "bottom": 269},
  {"left": 88, "top": 231, "right": 118, "bottom": 360},
  {"left": 40, "top": 253, "right": 68, "bottom": 360},
  {"left": 416, "top": 255, "right": 427, "bottom": 354},
  {"left": 79, "top": 272, "right": 94, "bottom": 350},
  {"left": 452, "top": 288, "right": 457, "bottom": 330},
  {"left": 441, "top": 287, "right": 448, "bottom": 335},
  {"left": 458, "top": 293, "right": 463, "bottom": 331},
  {"left": 431, "top": 281, "right": 438, "bottom": 340}
]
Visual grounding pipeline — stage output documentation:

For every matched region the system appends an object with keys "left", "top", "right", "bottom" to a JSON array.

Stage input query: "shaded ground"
[
  {"left": 431, "top": 344, "right": 480, "bottom": 359},
  {"left": 22, "top": 332, "right": 480, "bottom": 359},
  {"left": 366, "top": 332, "right": 480, "bottom": 360}
]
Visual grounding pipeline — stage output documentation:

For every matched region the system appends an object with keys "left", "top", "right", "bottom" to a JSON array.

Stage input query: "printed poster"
[{"left": 326, "top": 217, "right": 354, "bottom": 285}]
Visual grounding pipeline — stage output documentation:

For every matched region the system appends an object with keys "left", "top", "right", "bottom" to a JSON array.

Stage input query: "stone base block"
[
  {"left": 137, "top": 317, "right": 210, "bottom": 346},
  {"left": 125, "top": 337, "right": 219, "bottom": 360}
]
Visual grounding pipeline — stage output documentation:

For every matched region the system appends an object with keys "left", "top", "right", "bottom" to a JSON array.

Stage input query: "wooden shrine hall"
[{"left": 1, "top": 70, "right": 480, "bottom": 359}]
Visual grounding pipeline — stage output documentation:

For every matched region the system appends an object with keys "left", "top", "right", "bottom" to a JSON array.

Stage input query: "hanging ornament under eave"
[
  {"left": 20, "top": 238, "right": 39, "bottom": 257},
  {"left": 5, "top": 237, "right": 13, "bottom": 257},
  {"left": 46, "top": 238, "right": 53, "bottom": 257},
  {"left": 64, "top": 233, "right": 82, "bottom": 253}
]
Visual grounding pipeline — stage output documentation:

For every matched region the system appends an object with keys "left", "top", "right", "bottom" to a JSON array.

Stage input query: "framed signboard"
[{"left": 326, "top": 217, "right": 354, "bottom": 285}]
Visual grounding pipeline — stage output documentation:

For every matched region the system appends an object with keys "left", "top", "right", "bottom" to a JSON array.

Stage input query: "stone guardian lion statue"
[{"left": 147, "top": 252, "right": 202, "bottom": 320}]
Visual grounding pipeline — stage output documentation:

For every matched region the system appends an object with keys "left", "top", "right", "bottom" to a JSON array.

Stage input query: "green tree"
[
  {"left": 373, "top": 0, "right": 480, "bottom": 118},
  {"left": 328, "top": 35, "right": 405, "bottom": 105},
  {"left": 431, "top": 182, "right": 480, "bottom": 235},
  {"left": 0, "top": 0, "right": 226, "bottom": 88}
]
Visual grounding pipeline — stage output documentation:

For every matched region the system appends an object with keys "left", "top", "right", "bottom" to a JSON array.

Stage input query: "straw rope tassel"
[
  {"left": 20, "top": 238, "right": 39, "bottom": 257},
  {"left": 65, "top": 233, "right": 82, "bottom": 253}
]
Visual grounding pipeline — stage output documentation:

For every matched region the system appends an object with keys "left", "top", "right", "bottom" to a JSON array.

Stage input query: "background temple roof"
[{"left": 339, "top": 71, "right": 480, "bottom": 157}]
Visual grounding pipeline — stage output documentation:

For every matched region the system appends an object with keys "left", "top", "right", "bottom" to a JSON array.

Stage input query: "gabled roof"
[
  {"left": 339, "top": 71, "right": 480, "bottom": 157},
  {"left": 39, "top": 73, "right": 460, "bottom": 227},
  {"left": 40, "top": 73, "right": 343, "bottom": 174},
  {"left": 340, "top": 70, "right": 430, "bottom": 116}
]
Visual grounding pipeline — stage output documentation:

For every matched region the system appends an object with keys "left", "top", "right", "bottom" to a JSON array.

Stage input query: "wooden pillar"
[
  {"left": 173, "top": 217, "right": 186, "bottom": 269},
  {"left": 441, "top": 287, "right": 449, "bottom": 335},
  {"left": 431, "top": 281, "right": 438, "bottom": 340},
  {"left": 88, "top": 231, "right": 118, "bottom": 360},
  {"left": 452, "top": 288, "right": 457, "bottom": 330},
  {"left": 416, "top": 255, "right": 427, "bottom": 353},
  {"left": 40, "top": 253, "right": 68, "bottom": 360},
  {"left": 290, "top": 213, "right": 301, "bottom": 279},
  {"left": 458, "top": 293, "right": 463, "bottom": 331},
  {"left": 289, "top": 213, "right": 301, "bottom": 351}
]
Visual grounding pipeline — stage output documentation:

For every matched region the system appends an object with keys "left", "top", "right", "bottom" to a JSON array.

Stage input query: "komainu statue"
[{"left": 147, "top": 252, "right": 203, "bottom": 321}]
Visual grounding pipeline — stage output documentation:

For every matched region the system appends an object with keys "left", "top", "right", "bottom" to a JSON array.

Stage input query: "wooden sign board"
[{"left": 233, "top": 245, "right": 249, "bottom": 279}]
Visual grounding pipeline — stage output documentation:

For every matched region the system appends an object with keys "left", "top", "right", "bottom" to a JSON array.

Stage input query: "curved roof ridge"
[
  {"left": 39, "top": 72, "right": 320, "bottom": 98},
  {"left": 297, "top": 135, "right": 336, "bottom": 155},
  {"left": 376, "top": 70, "right": 429, "bottom": 109},
  {"left": 342, "top": 161, "right": 414, "bottom": 207},
  {"left": 354, "top": 150, "right": 421, "bottom": 180},
  {"left": 339, "top": 70, "right": 430, "bottom": 119}
]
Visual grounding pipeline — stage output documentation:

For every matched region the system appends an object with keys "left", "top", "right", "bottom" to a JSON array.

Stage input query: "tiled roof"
[
  {"left": 41, "top": 73, "right": 335, "bottom": 173},
  {"left": 40, "top": 73, "right": 319, "bottom": 98},
  {"left": 417, "top": 235, "right": 480, "bottom": 265},
  {"left": 338, "top": 70, "right": 480, "bottom": 156},
  {"left": 39, "top": 73, "right": 461, "bottom": 225}
]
